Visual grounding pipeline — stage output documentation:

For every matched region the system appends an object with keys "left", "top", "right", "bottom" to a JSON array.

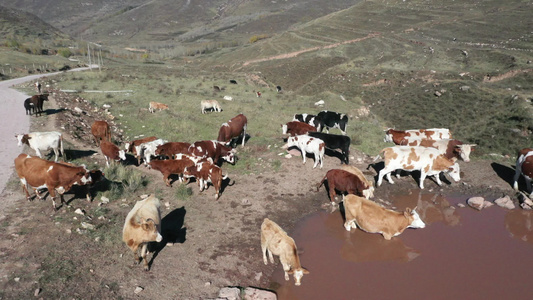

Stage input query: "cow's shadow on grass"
[
  {"left": 491, "top": 162, "right": 516, "bottom": 189},
  {"left": 324, "top": 148, "right": 345, "bottom": 164},
  {"left": 148, "top": 207, "right": 187, "bottom": 269},
  {"left": 64, "top": 149, "right": 97, "bottom": 160}
]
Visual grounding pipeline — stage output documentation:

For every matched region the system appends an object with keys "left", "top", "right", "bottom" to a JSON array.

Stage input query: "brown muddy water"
[{"left": 270, "top": 190, "right": 533, "bottom": 300}]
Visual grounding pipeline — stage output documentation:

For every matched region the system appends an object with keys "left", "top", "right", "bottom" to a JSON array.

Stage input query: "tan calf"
[
  {"left": 343, "top": 194, "right": 425, "bottom": 240},
  {"left": 261, "top": 218, "right": 309, "bottom": 286},
  {"left": 123, "top": 195, "right": 163, "bottom": 271},
  {"left": 149, "top": 101, "right": 169, "bottom": 113}
]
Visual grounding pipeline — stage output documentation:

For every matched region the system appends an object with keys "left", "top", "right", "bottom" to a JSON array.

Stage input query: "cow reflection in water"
[
  {"left": 505, "top": 210, "right": 533, "bottom": 245},
  {"left": 407, "top": 191, "right": 461, "bottom": 226}
]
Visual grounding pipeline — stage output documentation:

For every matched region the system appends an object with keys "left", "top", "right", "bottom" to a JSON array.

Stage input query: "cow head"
[
  {"left": 447, "top": 162, "right": 461, "bottom": 182},
  {"left": 15, "top": 134, "right": 30, "bottom": 146},
  {"left": 118, "top": 150, "right": 126, "bottom": 161},
  {"left": 383, "top": 129, "right": 394, "bottom": 143},
  {"left": 405, "top": 208, "right": 426, "bottom": 229},
  {"left": 139, "top": 217, "right": 163, "bottom": 243},
  {"left": 362, "top": 186, "right": 375, "bottom": 199},
  {"left": 454, "top": 144, "right": 476, "bottom": 162},
  {"left": 223, "top": 150, "right": 236, "bottom": 164},
  {"left": 288, "top": 267, "right": 310, "bottom": 286}
]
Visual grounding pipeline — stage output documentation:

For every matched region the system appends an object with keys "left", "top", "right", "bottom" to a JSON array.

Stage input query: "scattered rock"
[
  {"left": 74, "top": 208, "right": 85, "bottom": 215},
  {"left": 134, "top": 286, "right": 144, "bottom": 294},
  {"left": 241, "top": 198, "right": 251, "bottom": 206},
  {"left": 14, "top": 277, "right": 20, "bottom": 282},
  {"left": 494, "top": 196, "right": 515, "bottom": 210},
  {"left": 140, "top": 194, "right": 149, "bottom": 199},
  {"left": 243, "top": 287, "right": 277, "bottom": 300},
  {"left": 314, "top": 100, "right": 325, "bottom": 106},
  {"left": 74, "top": 107, "right": 83, "bottom": 113},
  {"left": 459, "top": 85, "right": 470, "bottom": 91},
  {"left": 100, "top": 196, "right": 109, "bottom": 204},
  {"left": 434, "top": 91, "right": 442, "bottom": 97},
  {"left": 218, "top": 287, "right": 241, "bottom": 300},
  {"left": 34, "top": 288, "right": 41, "bottom": 296},
  {"left": 81, "top": 222, "right": 95, "bottom": 230},
  {"left": 467, "top": 197, "right": 485, "bottom": 210}
]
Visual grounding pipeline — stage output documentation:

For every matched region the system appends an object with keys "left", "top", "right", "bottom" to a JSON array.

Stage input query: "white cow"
[
  {"left": 384, "top": 128, "right": 452, "bottom": 145},
  {"left": 16, "top": 131, "right": 64, "bottom": 162},
  {"left": 122, "top": 195, "right": 163, "bottom": 271},
  {"left": 201, "top": 100, "right": 222, "bottom": 114},
  {"left": 377, "top": 146, "right": 461, "bottom": 189},
  {"left": 135, "top": 139, "right": 167, "bottom": 166},
  {"left": 286, "top": 135, "right": 325, "bottom": 169}
]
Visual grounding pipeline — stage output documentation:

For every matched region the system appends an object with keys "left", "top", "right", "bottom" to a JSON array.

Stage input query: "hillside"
[
  {"left": 0, "top": 0, "right": 358, "bottom": 49},
  {"left": 0, "top": 5, "right": 71, "bottom": 47}
]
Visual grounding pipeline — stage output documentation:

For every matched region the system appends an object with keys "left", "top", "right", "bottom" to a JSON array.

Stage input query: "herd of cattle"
[{"left": 13, "top": 88, "right": 533, "bottom": 286}]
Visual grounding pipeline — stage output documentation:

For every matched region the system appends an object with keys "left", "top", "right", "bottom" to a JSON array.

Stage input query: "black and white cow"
[
  {"left": 307, "top": 132, "right": 351, "bottom": 164},
  {"left": 317, "top": 110, "right": 348, "bottom": 135},
  {"left": 293, "top": 113, "right": 322, "bottom": 131}
]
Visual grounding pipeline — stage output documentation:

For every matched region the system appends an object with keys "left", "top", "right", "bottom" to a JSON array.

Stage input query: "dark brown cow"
[
  {"left": 124, "top": 136, "right": 158, "bottom": 165},
  {"left": 282, "top": 121, "right": 317, "bottom": 136},
  {"left": 149, "top": 154, "right": 198, "bottom": 187},
  {"left": 91, "top": 120, "right": 111, "bottom": 147},
  {"left": 217, "top": 114, "right": 247, "bottom": 147},
  {"left": 188, "top": 140, "right": 235, "bottom": 165},
  {"left": 14, "top": 154, "right": 94, "bottom": 209},
  {"left": 155, "top": 142, "right": 191, "bottom": 159},
  {"left": 30, "top": 94, "right": 49, "bottom": 117},
  {"left": 183, "top": 158, "right": 226, "bottom": 200},
  {"left": 100, "top": 140, "right": 126, "bottom": 167},
  {"left": 316, "top": 169, "right": 370, "bottom": 203}
]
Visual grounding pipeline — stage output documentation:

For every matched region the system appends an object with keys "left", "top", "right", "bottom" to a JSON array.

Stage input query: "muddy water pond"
[{"left": 270, "top": 190, "right": 533, "bottom": 300}]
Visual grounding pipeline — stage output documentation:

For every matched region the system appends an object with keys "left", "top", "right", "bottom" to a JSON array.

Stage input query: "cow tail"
[
  {"left": 373, "top": 149, "right": 385, "bottom": 162},
  {"left": 316, "top": 174, "right": 328, "bottom": 192}
]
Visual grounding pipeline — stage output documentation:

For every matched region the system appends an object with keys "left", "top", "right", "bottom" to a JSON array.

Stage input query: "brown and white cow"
[
  {"left": 16, "top": 131, "right": 64, "bottom": 162},
  {"left": 183, "top": 158, "right": 227, "bottom": 200},
  {"left": 340, "top": 165, "right": 374, "bottom": 199},
  {"left": 285, "top": 135, "right": 325, "bottom": 169},
  {"left": 411, "top": 139, "right": 476, "bottom": 162},
  {"left": 100, "top": 140, "right": 126, "bottom": 167},
  {"left": 513, "top": 148, "right": 533, "bottom": 197},
  {"left": 155, "top": 142, "right": 191, "bottom": 159},
  {"left": 149, "top": 101, "right": 169, "bottom": 113},
  {"left": 377, "top": 146, "right": 461, "bottom": 189},
  {"left": 316, "top": 169, "right": 372, "bottom": 203},
  {"left": 384, "top": 128, "right": 452, "bottom": 145},
  {"left": 125, "top": 136, "right": 158, "bottom": 165},
  {"left": 282, "top": 121, "right": 317, "bottom": 136},
  {"left": 14, "top": 154, "right": 94, "bottom": 209},
  {"left": 217, "top": 114, "right": 247, "bottom": 147},
  {"left": 122, "top": 195, "right": 163, "bottom": 271},
  {"left": 261, "top": 218, "right": 309, "bottom": 286},
  {"left": 188, "top": 140, "right": 236, "bottom": 165},
  {"left": 91, "top": 120, "right": 111, "bottom": 147},
  {"left": 200, "top": 100, "right": 222, "bottom": 114},
  {"left": 149, "top": 154, "right": 199, "bottom": 187},
  {"left": 343, "top": 194, "right": 426, "bottom": 240}
]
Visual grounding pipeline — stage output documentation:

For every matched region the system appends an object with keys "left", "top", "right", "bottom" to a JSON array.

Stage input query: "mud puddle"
[{"left": 269, "top": 190, "right": 533, "bottom": 300}]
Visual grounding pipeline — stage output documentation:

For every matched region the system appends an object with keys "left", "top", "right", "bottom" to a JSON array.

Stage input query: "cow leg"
[
  {"left": 53, "top": 147, "right": 60, "bottom": 162},
  {"left": 48, "top": 189, "right": 59, "bottom": 210},
  {"left": 261, "top": 243, "right": 268, "bottom": 265},
  {"left": 328, "top": 182, "right": 337, "bottom": 203},
  {"left": 434, "top": 173, "right": 444, "bottom": 186},
  {"left": 268, "top": 248, "right": 275, "bottom": 264},
  {"left": 301, "top": 149, "right": 307, "bottom": 165},
  {"left": 312, "top": 152, "right": 319, "bottom": 169},
  {"left": 282, "top": 263, "right": 290, "bottom": 281},
  {"left": 419, "top": 172, "right": 427, "bottom": 189},
  {"left": 513, "top": 167, "right": 522, "bottom": 191},
  {"left": 377, "top": 168, "right": 393, "bottom": 186},
  {"left": 140, "top": 243, "right": 150, "bottom": 271},
  {"left": 85, "top": 185, "right": 92, "bottom": 202},
  {"left": 34, "top": 148, "right": 43, "bottom": 158}
]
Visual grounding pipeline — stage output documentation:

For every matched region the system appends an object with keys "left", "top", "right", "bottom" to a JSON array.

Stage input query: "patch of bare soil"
[{"left": 0, "top": 80, "right": 521, "bottom": 299}]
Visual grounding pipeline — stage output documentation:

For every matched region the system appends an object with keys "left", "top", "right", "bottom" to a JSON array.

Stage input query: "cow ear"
[
  {"left": 287, "top": 270, "right": 295, "bottom": 275},
  {"left": 404, "top": 208, "right": 412, "bottom": 216},
  {"left": 302, "top": 268, "right": 310, "bottom": 274}
]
